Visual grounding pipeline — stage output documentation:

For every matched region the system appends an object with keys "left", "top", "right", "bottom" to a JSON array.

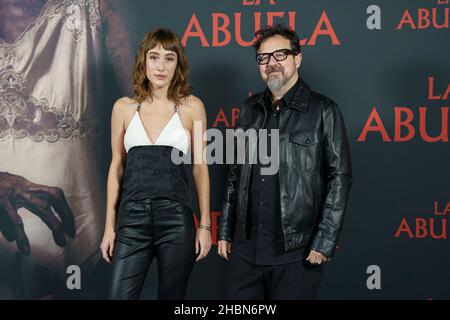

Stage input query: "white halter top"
[{"left": 124, "top": 104, "right": 190, "bottom": 154}]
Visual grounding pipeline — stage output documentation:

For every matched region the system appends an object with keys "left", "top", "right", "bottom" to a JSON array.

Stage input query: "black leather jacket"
[{"left": 218, "top": 79, "right": 353, "bottom": 257}]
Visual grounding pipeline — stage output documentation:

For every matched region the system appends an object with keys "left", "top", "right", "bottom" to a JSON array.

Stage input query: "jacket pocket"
[{"left": 289, "top": 131, "right": 323, "bottom": 172}]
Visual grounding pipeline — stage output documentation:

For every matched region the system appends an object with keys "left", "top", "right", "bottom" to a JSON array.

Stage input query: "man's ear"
[{"left": 295, "top": 53, "right": 302, "bottom": 69}]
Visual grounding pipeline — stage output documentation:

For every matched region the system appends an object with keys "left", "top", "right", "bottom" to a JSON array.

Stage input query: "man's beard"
[{"left": 265, "top": 65, "right": 286, "bottom": 91}]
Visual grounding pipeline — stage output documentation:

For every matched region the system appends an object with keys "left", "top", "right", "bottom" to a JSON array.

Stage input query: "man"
[
  {"left": 218, "top": 24, "right": 352, "bottom": 299},
  {"left": 0, "top": 0, "right": 134, "bottom": 298}
]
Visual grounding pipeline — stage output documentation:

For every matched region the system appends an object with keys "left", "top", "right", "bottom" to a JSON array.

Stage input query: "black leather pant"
[{"left": 109, "top": 198, "right": 195, "bottom": 300}]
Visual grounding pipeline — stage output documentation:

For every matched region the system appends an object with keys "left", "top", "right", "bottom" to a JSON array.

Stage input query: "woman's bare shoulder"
[
  {"left": 181, "top": 95, "right": 204, "bottom": 108},
  {"left": 113, "top": 97, "right": 139, "bottom": 117},
  {"left": 179, "top": 95, "right": 205, "bottom": 115},
  {"left": 114, "top": 97, "right": 138, "bottom": 110}
]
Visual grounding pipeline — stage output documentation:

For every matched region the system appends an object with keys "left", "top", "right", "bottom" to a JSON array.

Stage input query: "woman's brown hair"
[{"left": 133, "top": 28, "right": 192, "bottom": 105}]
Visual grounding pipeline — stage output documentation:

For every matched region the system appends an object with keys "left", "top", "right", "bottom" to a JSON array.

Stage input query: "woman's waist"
[{"left": 119, "top": 190, "right": 194, "bottom": 211}]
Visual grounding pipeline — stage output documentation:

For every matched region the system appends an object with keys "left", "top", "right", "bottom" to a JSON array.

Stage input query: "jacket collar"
[{"left": 246, "top": 77, "right": 311, "bottom": 112}]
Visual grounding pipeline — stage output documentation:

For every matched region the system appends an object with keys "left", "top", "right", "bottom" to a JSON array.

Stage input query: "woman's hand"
[
  {"left": 195, "top": 227, "right": 212, "bottom": 262},
  {"left": 100, "top": 228, "right": 116, "bottom": 263}
]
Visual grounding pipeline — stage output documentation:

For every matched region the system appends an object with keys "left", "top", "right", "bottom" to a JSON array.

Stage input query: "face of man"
[{"left": 257, "top": 35, "right": 302, "bottom": 92}]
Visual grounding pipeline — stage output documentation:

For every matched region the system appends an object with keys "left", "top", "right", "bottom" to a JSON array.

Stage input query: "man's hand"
[
  {"left": 0, "top": 171, "right": 76, "bottom": 255},
  {"left": 306, "top": 249, "right": 329, "bottom": 265},
  {"left": 218, "top": 240, "right": 232, "bottom": 261}
]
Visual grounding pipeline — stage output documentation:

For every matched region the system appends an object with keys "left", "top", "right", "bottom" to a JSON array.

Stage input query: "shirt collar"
[{"left": 265, "top": 77, "right": 301, "bottom": 112}]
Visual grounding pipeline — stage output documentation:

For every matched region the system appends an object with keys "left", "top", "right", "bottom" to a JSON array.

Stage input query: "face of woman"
[{"left": 145, "top": 44, "right": 178, "bottom": 89}]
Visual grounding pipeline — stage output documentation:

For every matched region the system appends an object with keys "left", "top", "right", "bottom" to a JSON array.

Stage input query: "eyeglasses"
[{"left": 255, "top": 49, "right": 298, "bottom": 65}]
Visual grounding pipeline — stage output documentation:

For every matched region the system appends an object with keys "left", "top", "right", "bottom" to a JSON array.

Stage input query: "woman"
[{"left": 100, "top": 28, "right": 211, "bottom": 300}]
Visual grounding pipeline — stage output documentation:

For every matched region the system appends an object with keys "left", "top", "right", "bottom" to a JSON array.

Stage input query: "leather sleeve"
[
  {"left": 218, "top": 103, "right": 250, "bottom": 242},
  {"left": 310, "top": 102, "right": 353, "bottom": 257}
]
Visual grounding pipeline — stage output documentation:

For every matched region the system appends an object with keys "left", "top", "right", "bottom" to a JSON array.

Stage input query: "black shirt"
[{"left": 233, "top": 78, "right": 306, "bottom": 265}]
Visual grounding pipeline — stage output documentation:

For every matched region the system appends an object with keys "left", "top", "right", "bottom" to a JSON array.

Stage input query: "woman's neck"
[{"left": 149, "top": 86, "right": 170, "bottom": 104}]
